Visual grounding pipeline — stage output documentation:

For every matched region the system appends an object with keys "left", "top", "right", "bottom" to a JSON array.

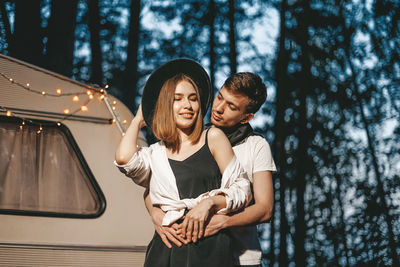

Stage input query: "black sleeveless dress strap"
[{"left": 144, "top": 129, "right": 233, "bottom": 267}]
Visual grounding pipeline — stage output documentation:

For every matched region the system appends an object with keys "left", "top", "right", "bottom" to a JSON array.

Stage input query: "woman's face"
[{"left": 173, "top": 80, "right": 200, "bottom": 131}]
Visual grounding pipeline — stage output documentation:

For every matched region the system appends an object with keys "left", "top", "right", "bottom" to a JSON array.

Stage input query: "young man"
[{"left": 145, "top": 72, "right": 276, "bottom": 267}]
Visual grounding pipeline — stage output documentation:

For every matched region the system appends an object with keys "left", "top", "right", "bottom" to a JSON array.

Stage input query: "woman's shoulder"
[
  {"left": 206, "top": 126, "right": 226, "bottom": 139},
  {"left": 205, "top": 126, "right": 229, "bottom": 147}
]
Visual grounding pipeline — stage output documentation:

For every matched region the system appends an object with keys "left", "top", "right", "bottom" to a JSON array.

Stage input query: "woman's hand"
[
  {"left": 133, "top": 104, "right": 146, "bottom": 129},
  {"left": 178, "top": 198, "right": 215, "bottom": 243}
]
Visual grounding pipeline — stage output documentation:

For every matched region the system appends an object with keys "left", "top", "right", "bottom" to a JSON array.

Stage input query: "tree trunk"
[
  {"left": 273, "top": 0, "right": 289, "bottom": 265},
  {"left": 123, "top": 0, "right": 141, "bottom": 112},
  {"left": 228, "top": 0, "right": 236, "bottom": 75},
  {"left": 294, "top": 1, "right": 312, "bottom": 266},
  {"left": 208, "top": 0, "right": 216, "bottom": 94},
  {"left": 335, "top": 174, "right": 350, "bottom": 267},
  {"left": 45, "top": 0, "right": 78, "bottom": 77},
  {"left": 0, "top": 1, "right": 12, "bottom": 50},
  {"left": 11, "top": 0, "right": 43, "bottom": 66},
  {"left": 88, "top": 0, "right": 103, "bottom": 85}
]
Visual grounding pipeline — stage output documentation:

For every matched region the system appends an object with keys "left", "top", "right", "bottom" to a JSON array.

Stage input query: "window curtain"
[{"left": 0, "top": 121, "right": 100, "bottom": 215}]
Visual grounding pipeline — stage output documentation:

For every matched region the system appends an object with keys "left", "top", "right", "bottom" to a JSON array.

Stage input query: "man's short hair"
[{"left": 223, "top": 72, "right": 267, "bottom": 113}]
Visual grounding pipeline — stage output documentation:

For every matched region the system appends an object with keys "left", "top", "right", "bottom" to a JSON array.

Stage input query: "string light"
[
  {"left": 0, "top": 72, "right": 101, "bottom": 97},
  {"left": 123, "top": 120, "right": 127, "bottom": 124},
  {"left": 1, "top": 73, "right": 122, "bottom": 131}
]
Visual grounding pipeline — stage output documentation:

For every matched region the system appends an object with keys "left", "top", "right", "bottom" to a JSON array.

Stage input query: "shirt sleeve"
[
  {"left": 114, "top": 147, "right": 152, "bottom": 188},
  {"left": 253, "top": 137, "right": 277, "bottom": 173},
  {"left": 205, "top": 155, "right": 252, "bottom": 214}
]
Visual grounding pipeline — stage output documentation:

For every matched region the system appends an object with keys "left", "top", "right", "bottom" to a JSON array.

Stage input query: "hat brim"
[{"left": 141, "top": 59, "right": 211, "bottom": 130}]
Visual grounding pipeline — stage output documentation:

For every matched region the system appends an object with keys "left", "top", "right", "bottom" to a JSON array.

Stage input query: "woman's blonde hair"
[{"left": 152, "top": 74, "right": 203, "bottom": 152}]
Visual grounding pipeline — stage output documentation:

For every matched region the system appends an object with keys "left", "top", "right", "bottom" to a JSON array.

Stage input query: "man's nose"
[{"left": 214, "top": 100, "right": 225, "bottom": 113}]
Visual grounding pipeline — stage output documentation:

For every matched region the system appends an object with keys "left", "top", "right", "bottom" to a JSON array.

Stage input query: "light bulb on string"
[
  {"left": 57, "top": 122, "right": 61, "bottom": 126},
  {"left": 6, "top": 110, "right": 12, "bottom": 116},
  {"left": 86, "top": 90, "right": 93, "bottom": 96},
  {"left": 63, "top": 108, "right": 70, "bottom": 114},
  {"left": 88, "top": 94, "right": 94, "bottom": 100},
  {"left": 73, "top": 95, "right": 80, "bottom": 102},
  {"left": 56, "top": 88, "right": 62, "bottom": 95},
  {"left": 41, "top": 91, "right": 46, "bottom": 95},
  {"left": 80, "top": 105, "right": 88, "bottom": 111},
  {"left": 26, "top": 83, "right": 30, "bottom": 87},
  {"left": 113, "top": 101, "right": 117, "bottom": 105}
]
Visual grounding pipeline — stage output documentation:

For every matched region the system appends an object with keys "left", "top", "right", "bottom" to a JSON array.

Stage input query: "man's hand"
[
  {"left": 178, "top": 198, "right": 215, "bottom": 243},
  {"left": 204, "top": 214, "right": 229, "bottom": 237},
  {"left": 151, "top": 206, "right": 188, "bottom": 248}
]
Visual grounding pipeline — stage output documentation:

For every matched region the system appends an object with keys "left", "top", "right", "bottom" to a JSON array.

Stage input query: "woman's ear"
[{"left": 240, "top": 113, "right": 254, "bottom": 124}]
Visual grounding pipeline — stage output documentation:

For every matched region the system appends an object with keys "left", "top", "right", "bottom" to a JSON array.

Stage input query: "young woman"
[{"left": 115, "top": 59, "right": 250, "bottom": 267}]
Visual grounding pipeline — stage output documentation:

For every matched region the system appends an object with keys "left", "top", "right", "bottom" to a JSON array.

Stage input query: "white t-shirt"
[{"left": 231, "top": 135, "right": 276, "bottom": 266}]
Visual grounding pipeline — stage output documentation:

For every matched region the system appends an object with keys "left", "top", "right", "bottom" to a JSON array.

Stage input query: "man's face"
[{"left": 211, "top": 86, "right": 253, "bottom": 128}]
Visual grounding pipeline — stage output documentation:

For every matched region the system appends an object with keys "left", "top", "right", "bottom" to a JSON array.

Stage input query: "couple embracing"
[{"left": 115, "top": 59, "right": 276, "bottom": 267}]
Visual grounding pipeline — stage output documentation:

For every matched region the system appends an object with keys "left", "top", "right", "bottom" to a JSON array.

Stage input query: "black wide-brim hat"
[{"left": 141, "top": 58, "right": 211, "bottom": 129}]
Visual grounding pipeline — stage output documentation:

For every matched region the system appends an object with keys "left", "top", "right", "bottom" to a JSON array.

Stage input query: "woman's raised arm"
[{"left": 115, "top": 105, "right": 146, "bottom": 165}]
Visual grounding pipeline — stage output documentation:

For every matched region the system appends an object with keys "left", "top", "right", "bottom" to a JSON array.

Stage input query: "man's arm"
[
  {"left": 204, "top": 170, "right": 273, "bottom": 236},
  {"left": 143, "top": 189, "right": 188, "bottom": 248}
]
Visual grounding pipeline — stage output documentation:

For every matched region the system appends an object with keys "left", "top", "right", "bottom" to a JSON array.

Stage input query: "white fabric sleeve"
[
  {"left": 114, "top": 147, "right": 152, "bottom": 188},
  {"left": 200, "top": 155, "right": 251, "bottom": 214},
  {"left": 253, "top": 138, "right": 277, "bottom": 173}
]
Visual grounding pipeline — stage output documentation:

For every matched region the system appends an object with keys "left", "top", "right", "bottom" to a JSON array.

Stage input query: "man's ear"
[{"left": 240, "top": 113, "right": 254, "bottom": 124}]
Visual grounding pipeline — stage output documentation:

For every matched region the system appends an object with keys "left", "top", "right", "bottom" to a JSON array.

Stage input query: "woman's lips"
[{"left": 180, "top": 112, "right": 194, "bottom": 119}]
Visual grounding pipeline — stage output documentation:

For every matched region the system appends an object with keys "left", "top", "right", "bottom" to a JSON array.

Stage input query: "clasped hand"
[{"left": 176, "top": 198, "right": 215, "bottom": 243}]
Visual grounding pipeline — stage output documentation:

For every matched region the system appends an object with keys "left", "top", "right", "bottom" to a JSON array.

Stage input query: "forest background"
[{"left": 0, "top": 0, "right": 399, "bottom": 266}]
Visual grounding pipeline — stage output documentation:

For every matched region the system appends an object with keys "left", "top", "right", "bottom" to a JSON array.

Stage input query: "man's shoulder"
[{"left": 239, "top": 134, "right": 269, "bottom": 148}]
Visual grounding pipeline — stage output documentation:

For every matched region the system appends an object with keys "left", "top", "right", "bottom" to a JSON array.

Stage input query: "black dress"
[{"left": 144, "top": 131, "right": 233, "bottom": 267}]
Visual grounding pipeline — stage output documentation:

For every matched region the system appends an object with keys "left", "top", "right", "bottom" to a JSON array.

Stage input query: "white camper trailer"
[{"left": 0, "top": 54, "right": 153, "bottom": 266}]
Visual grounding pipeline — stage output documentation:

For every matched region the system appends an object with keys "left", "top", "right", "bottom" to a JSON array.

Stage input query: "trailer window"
[{"left": 0, "top": 116, "right": 105, "bottom": 218}]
